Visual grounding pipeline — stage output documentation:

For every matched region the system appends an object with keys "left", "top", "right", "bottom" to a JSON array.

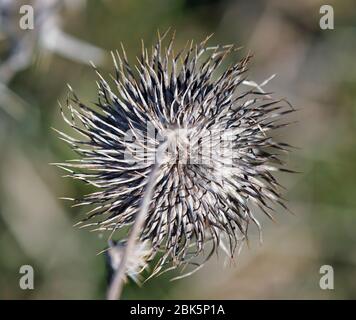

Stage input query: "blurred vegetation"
[{"left": 0, "top": 0, "right": 355, "bottom": 299}]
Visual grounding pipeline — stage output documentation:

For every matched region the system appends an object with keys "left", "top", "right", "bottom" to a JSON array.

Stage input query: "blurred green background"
[{"left": 0, "top": 0, "right": 355, "bottom": 299}]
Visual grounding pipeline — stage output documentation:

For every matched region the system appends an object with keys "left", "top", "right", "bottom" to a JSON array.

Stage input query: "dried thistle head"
[{"left": 56, "top": 31, "right": 293, "bottom": 279}]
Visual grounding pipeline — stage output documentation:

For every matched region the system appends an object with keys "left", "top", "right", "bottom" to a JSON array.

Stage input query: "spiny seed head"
[{"left": 56, "top": 31, "right": 293, "bottom": 278}]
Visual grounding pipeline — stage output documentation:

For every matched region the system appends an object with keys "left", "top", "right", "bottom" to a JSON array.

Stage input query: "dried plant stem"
[{"left": 106, "top": 142, "right": 167, "bottom": 300}]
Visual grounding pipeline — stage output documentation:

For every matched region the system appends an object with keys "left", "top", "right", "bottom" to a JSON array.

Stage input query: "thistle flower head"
[{"left": 56, "top": 31, "right": 293, "bottom": 278}]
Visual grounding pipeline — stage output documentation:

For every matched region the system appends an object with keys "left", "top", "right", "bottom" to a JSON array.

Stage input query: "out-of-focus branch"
[{"left": 0, "top": 0, "right": 105, "bottom": 118}]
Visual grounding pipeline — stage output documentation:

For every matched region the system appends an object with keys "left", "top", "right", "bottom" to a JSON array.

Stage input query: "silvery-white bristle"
[
  {"left": 55, "top": 31, "right": 294, "bottom": 277},
  {"left": 106, "top": 240, "right": 152, "bottom": 284}
]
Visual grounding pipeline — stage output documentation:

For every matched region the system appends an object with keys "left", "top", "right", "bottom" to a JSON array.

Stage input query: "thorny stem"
[{"left": 107, "top": 141, "right": 168, "bottom": 300}]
